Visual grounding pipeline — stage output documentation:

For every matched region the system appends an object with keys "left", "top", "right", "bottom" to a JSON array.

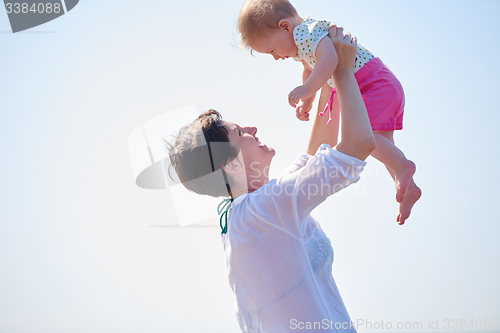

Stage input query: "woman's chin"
[
  {"left": 260, "top": 144, "right": 275, "bottom": 152},
  {"left": 263, "top": 145, "right": 276, "bottom": 156},
  {"left": 268, "top": 147, "right": 276, "bottom": 159}
]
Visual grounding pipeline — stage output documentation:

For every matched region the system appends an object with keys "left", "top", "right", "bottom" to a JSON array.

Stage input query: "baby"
[{"left": 237, "top": 0, "right": 421, "bottom": 224}]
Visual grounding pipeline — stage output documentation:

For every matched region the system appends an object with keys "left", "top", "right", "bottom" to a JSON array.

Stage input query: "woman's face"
[{"left": 224, "top": 120, "right": 275, "bottom": 181}]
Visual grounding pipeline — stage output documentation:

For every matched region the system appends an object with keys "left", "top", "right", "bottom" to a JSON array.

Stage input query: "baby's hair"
[{"left": 237, "top": 0, "right": 297, "bottom": 51}]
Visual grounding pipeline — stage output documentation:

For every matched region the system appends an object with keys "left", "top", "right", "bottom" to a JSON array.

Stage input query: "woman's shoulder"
[{"left": 229, "top": 182, "right": 302, "bottom": 237}]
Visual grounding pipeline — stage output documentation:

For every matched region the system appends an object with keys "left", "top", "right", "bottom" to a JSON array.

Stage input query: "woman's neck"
[{"left": 231, "top": 176, "right": 269, "bottom": 198}]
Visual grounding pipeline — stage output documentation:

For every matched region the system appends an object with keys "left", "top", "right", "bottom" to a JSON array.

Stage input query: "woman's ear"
[
  {"left": 278, "top": 19, "right": 293, "bottom": 33},
  {"left": 221, "top": 156, "right": 244, "bottom": 176}
]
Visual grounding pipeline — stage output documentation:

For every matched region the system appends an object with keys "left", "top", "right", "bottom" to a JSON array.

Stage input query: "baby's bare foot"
[
  {"left": 395, "top": 160, "right": 416, "bottom": 203},
  {"left": 397, "top": 185, "right": 422, "bottom": 225}
]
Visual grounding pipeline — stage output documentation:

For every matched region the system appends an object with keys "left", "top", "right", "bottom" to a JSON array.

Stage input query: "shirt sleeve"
[
  {"left": 276, "top": 144, "right": 365, "bottom": 230},
  {"left": 308, "top": 19, "right": 330, "bottom": 58},
  {"left": 245, "top": 144, "right": 366, "bottom": 237},
  {"left": 295, "top": 18, "right": 331, "bottom": 65},
  {"left": 290, "top": 144, "right": 366, "bottom": 222},
  {"left": 282, "top": 154, "right": 311, "bottom": 175}
]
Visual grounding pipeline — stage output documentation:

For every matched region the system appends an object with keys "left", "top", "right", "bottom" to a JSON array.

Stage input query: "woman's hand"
[
  {"left": 326, "top": 25, "right": 376, "bottom": 161},
  {"left": 328, "top": 25, "right": 357, "bottom": 73}
]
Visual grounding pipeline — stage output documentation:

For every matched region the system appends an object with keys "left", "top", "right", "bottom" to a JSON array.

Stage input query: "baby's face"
[{"left": 251, "top": 29, "right": 298, "bottom": 60}]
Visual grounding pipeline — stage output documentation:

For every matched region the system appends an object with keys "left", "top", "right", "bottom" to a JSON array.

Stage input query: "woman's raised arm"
[
  {"left": 308, "top": 26, "right": 375, "bottom": 161},
  {"left": 332, "top": 27, "right": 375, "bottom": 160}
]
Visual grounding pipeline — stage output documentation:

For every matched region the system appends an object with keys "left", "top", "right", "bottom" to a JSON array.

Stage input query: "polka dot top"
[{"left": 293, "top": 16, "right": 375, "bottom": 87}]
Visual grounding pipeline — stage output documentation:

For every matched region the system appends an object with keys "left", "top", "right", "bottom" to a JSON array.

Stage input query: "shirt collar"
[{"left": 232, "top": 193, "right": 248, "bottom": 207}]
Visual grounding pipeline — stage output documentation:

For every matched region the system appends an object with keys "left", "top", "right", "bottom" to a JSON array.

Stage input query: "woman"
[{"left": 167, "top": 26, "right": 375, "bottom": 332}]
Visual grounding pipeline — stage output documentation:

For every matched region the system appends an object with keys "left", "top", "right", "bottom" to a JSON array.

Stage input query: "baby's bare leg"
[
  {"left": 372, "top": 131, "right": 415, "bottom": 202},
  {"left": 373, "top": 131, "right": 421, "bottom": 225}
]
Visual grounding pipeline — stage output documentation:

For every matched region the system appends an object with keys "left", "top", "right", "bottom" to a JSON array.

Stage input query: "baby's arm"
[
  {"left": 288, "top": 37, "right": 338, "bottom": 107},
  {"left": 296, "top": 63, "right": 315, "bottom": 121}
]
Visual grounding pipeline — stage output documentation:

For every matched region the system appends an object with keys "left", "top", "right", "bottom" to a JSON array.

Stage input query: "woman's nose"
[{"left": 244, "top": 126, "right": 257, "bottom": 136}]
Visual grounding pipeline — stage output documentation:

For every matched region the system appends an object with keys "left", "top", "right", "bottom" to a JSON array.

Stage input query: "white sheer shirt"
[{"left": 222, "top": 144, "right": 366, "bottom": 332}]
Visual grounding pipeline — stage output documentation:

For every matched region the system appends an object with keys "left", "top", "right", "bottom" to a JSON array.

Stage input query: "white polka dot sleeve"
[{"left": 293, "top": 16, "right": 331, "bottom": 67}]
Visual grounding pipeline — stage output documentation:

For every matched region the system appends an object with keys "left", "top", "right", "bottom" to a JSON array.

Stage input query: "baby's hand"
[
  {"left": 296, "top": 100, "right": 312, "bottom": 121},
  {"left": 288, "top": 85, "right": 313, "bottom": 107}
]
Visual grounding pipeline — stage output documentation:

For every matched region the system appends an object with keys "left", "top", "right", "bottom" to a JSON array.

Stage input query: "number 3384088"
[{"left": 5, "top": 3, "right": 61, "bottom": 14}]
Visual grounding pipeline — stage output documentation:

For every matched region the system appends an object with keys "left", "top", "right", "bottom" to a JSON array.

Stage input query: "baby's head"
[{"left": 237, "top": 0, "right": 301, "bottom": 59}]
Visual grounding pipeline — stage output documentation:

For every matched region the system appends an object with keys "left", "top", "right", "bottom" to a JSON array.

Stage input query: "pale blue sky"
[{"left": 1, "top": 0, "right": 499, "bottom": 332}]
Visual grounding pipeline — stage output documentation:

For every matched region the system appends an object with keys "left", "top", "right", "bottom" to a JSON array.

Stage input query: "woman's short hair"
[
  {"left": 166, "top": 110, "right": 239, "bottom": 198},
  {"left": 237, "top": 0, "right": 298, "bottom": 50}
]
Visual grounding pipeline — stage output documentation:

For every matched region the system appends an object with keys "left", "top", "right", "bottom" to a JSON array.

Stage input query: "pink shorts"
[{"left": 323, "top": 57, "right": 405, "bottom": 131}]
